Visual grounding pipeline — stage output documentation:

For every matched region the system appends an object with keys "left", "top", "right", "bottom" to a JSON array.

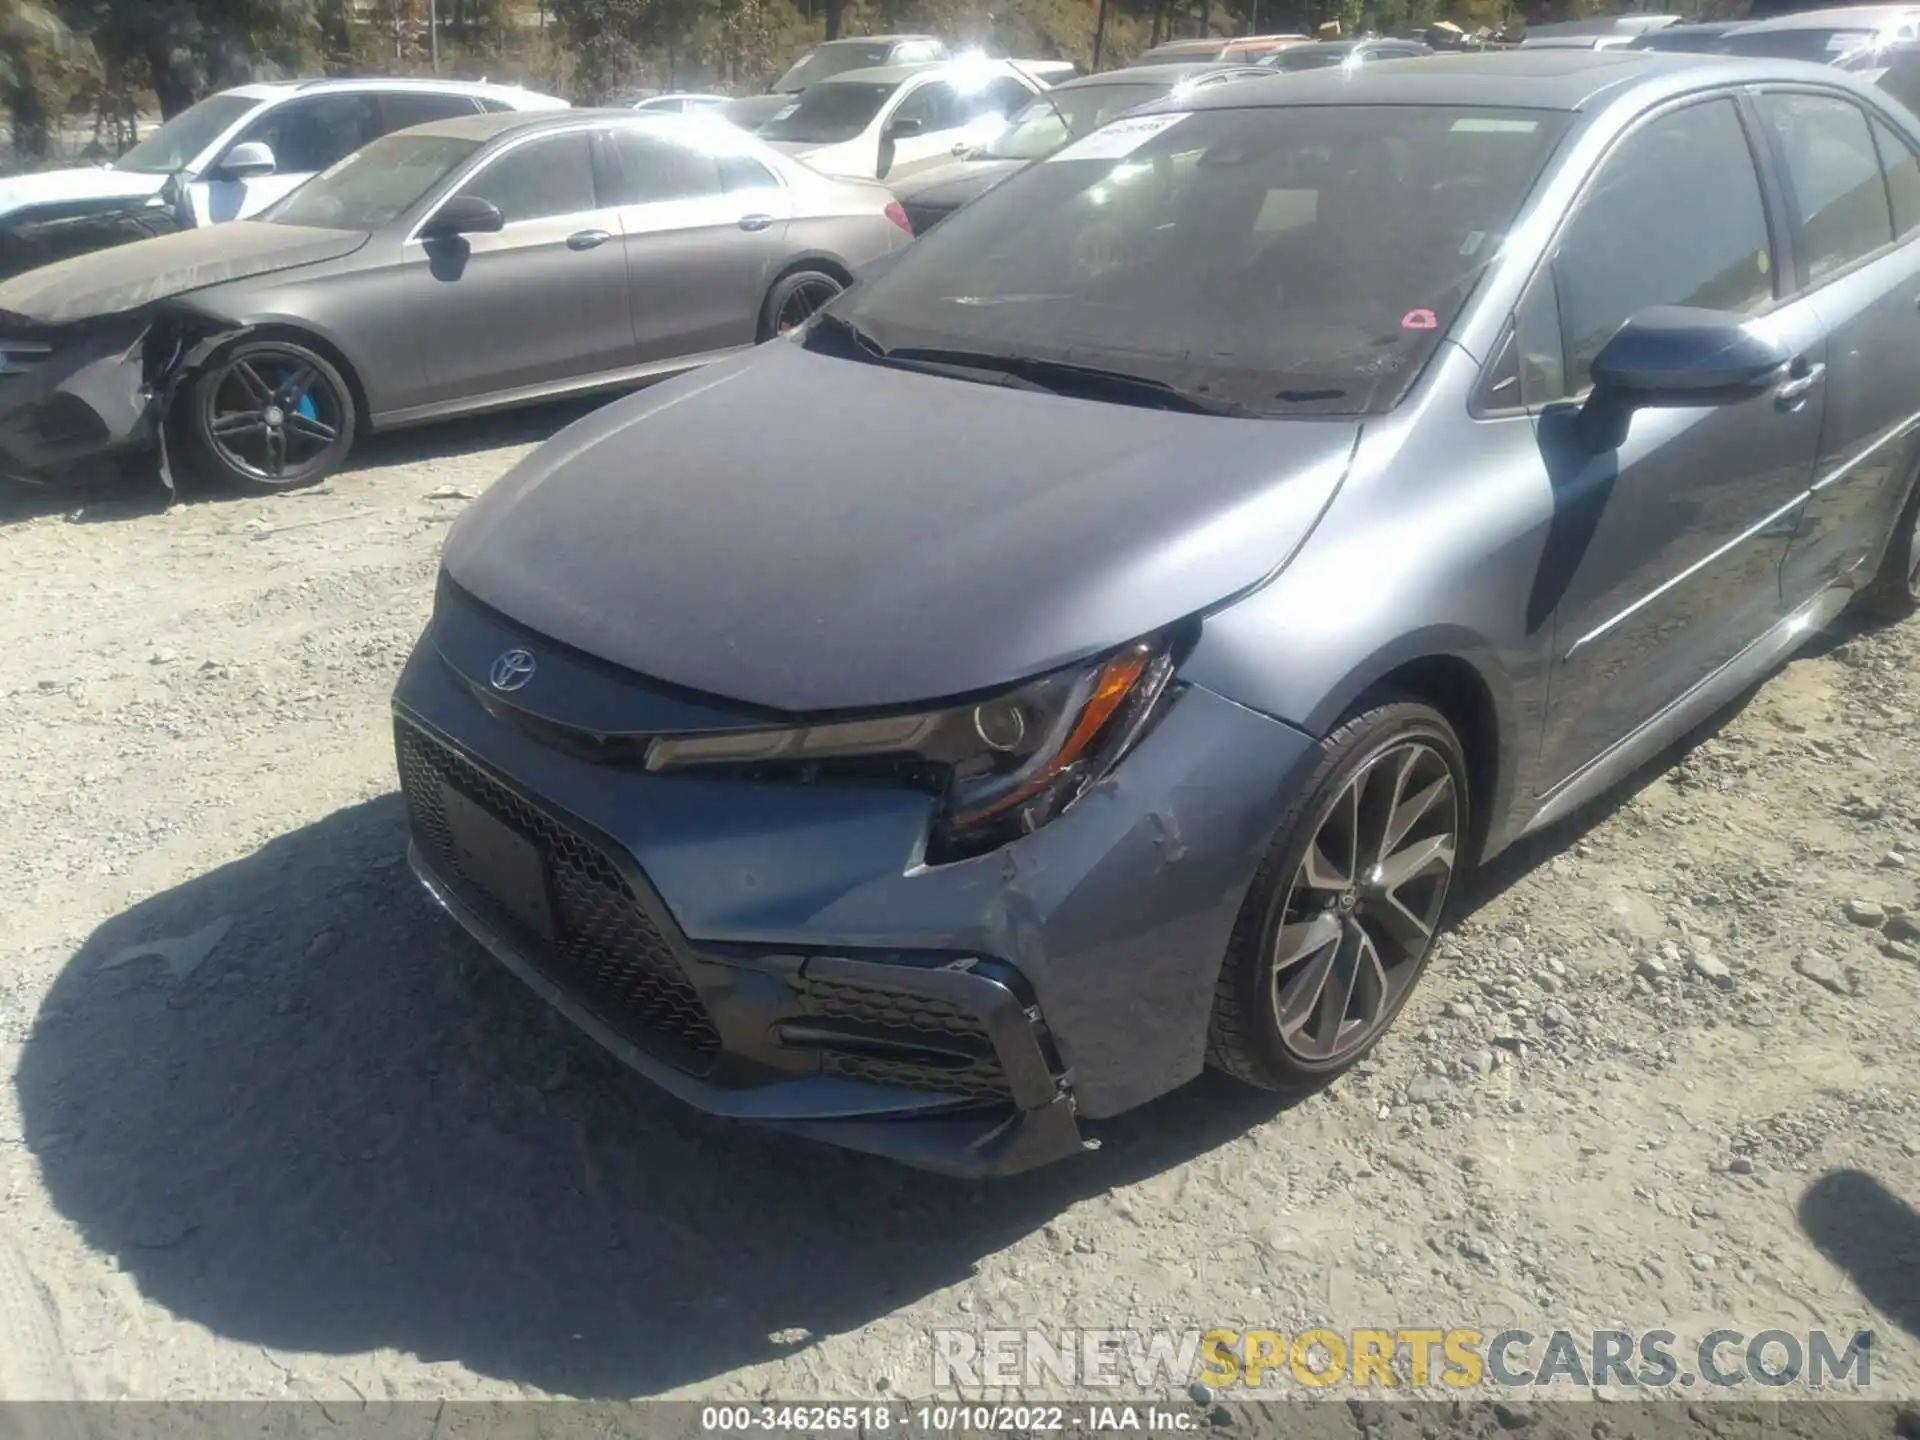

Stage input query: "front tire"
[
  {"left": 758, "top": 269, "right": 844, "bottom": 342},
  {"left": 1207, "top": 699, "right": 1468, "bottom": 1091},
  {"left": 1859, "top": 477, "right": 1920, "bottom": 621},
  {"left": 181, "top": 338, "right": 356, "bottom": 495}
]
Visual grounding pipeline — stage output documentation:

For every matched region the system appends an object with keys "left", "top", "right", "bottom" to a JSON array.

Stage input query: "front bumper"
[
  {"left": 390, "top": 586, "right": 1319, "bottom": 1174},
  {"left": 0, "top": 316, "right": 155, "bottom": 479}
]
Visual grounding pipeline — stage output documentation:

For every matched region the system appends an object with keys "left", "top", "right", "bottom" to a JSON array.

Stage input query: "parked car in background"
[
  {"left": 1519, "top": 14, "right": 1678, "bottom": 48},
  {"left": 0, "top": 109, "right": 911, "bottom": 493},
  {"left": 1131, "top": 33, "right": 1308, "bottom": 66},
  {"left": 891, "top": 62, "right": 1272, "bottom": 232},
  {"left": 757, "top": 58, "right": 1050, "bottom": 181},
  {"left": 1622, "top": 20, "right": 1741, "bottom": 51},
  {"left": 389, "top": 49, "right": 1920, "bottom": 1174},
  {"left": 0, "top": 78, "right": 567, "bottom": 280},
  {"left": 1262, "top": 37, "right": 1435, "bottom": 69},
  {"left": 1714, "top": 4, "right": 1920, "bottom": 60},
  {"left": 631, "top": 93, "right": 732, "bottom": 114},
  {"left": 1843, "top": 36, "right": 1920, "bottom": 112},
  {"left": 724, "top": 35, "right": 950, "bottom": 132}
]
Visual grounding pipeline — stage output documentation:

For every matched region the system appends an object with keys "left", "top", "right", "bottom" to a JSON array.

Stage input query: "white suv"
[{"left": 0, "top": 77, "right": 567, "bottom": 275}]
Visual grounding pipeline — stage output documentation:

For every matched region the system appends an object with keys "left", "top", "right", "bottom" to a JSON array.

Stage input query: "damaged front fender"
[{"left": 0, "top": 307, "right": 247, "bottom": 486}]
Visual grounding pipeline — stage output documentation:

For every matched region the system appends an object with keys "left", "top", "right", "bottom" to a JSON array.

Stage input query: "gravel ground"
[{"left": 1, "top": 403, "right": 1918, "bottom": 1415}]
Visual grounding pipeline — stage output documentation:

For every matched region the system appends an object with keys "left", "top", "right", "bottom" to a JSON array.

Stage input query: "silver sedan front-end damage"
[{"left": 0, "top": 307, "right": 247, "bottom": 493}]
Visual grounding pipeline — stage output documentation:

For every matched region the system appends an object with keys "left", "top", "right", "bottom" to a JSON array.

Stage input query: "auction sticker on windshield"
[{"left": 1046, "top": 112, "right": 1188, "bottom": 162}]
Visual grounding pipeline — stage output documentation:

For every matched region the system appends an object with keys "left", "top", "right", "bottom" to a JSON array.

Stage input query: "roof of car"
[
  {"left": 1055, "top": 61, "right": 1252, "bottom": 86},
  {"left": 398, "top": 106, "right": 679, "bottom": 143},
  {"left": 815, "top": 33, "right": 941, "bottom": 44},
  {"left": 809, "top": 58, "right": 1026, "bottom": 86},
  {"left": 1720, "top": 4, "right": 1920, "bottom": 31},
  {"left": 222, "top": 76, "right": 563, "bottom": 105},
  {"left": 1165, "top": 47, "right": 1865, "bottom": 112}
]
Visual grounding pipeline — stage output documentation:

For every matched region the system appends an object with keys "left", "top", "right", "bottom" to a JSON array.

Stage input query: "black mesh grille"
[
  {"left": 801, "top": 973, "right": 1013, "bottom": 1101},
  {"left": 398, "top": 723, "right": 721, "bottom": 1071}
]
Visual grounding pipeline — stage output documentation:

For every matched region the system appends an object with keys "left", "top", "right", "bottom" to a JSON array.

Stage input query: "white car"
[
  {"left": 631, "top": 92, "right": 733, "bottom": 114},
  {"left": 756, "top": 58, "right": 1053, "bottom": 182},
  {"left": 0, "top": 76, "right": 566, "bottom": 270}
]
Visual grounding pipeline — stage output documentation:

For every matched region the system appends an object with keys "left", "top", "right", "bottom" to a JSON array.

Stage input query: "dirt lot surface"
[{"left": 2, "top": 402, "right": 1919, "bottom": 1417}]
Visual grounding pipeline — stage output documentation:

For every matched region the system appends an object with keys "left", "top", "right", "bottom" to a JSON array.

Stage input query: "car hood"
[
  {"left": 726, "top": 94, "right": 799, "bottom": 130},
  {"left": 0, "top": 166, "right": 166, "bottom": 221},
  {"left": 892, "top": 156, "right": 1030, "bottom": 207},
  {"left": 0, "top": 221, "right": 369, "bottom": 325},
  {"left": 442, "top": 339, "right": 1360, "bottom": 713}
]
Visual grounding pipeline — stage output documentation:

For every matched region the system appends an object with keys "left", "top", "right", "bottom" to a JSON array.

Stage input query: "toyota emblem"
[{"left": 489, "top": 648, "right": 536, "bottom": 692}]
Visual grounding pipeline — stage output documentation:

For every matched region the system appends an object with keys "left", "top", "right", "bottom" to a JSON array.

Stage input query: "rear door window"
[
  {"left": 1757, "top": 91, "right": 1895, "bottom": 283},
  {"left": 1871, "top": 113, "right": 1920, "bottom": 236},
  {"left": 607, "top": 130, "right": 722, "bottom": 203}
]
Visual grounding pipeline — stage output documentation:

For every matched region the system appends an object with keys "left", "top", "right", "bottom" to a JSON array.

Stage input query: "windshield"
[
  {"left": 115, "top": 93, "right": 258, "bottom": 174},
  {"left": 822, "top": 104, "right": 1569, "bottom": 417},
  {"left": 1268, "top": 46, "right": 1354, "bottom": 70},
  {"left": 981, "top": 84, "right": 1167, "bottom": 159},
  {"left": 758, "top": 81, "right": 896, "bottom": 143},
  {"left": 263, "top": 133, "right": 480, "bottom": 231},
  {"left": 772, "top": 42, "right": 898, "bottom": 93},
  {"left": 1716, "top": 26, "right": 1880, "bottom": 60}
]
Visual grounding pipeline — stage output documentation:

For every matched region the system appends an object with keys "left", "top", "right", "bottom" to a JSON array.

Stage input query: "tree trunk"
[
  {"left": 824, "top": 0, "right": 845, "bottom": 40},
  {"left": 145, "top": 46, "right": 197, "bottom": 119},
  {"left": 8, "top": 85, "right": 48, "bottom": 161},
  {"left": 1149, "top": 0, "right": 1167, "bottom": 45},
  {"left": 1092, "top": 0, "right": 1109, "bottom": 66}
]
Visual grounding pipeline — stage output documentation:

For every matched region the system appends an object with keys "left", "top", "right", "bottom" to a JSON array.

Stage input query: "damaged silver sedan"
[{"left": 0, "top": 107, "right": 912, "bottom": 494}]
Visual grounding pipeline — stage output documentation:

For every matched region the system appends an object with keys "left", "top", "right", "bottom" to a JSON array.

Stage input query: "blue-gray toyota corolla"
[{"left": 393, "top": 50, "right": 1920, "bottom": 1174}]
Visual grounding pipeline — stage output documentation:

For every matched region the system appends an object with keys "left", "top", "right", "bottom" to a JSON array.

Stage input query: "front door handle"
[
  {"left": 1775, "top": 360, "right": 1826, "bottom": 408},
  {"left": 566, "top": 229, "right": 611, "bottom": 250},
  {"left": 738, "top": 213, "right": 775, "bottom": 232}
]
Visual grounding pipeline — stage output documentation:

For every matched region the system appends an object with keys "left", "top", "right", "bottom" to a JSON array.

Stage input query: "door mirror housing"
[
  {"left": 1579, "top": 305, "right": 1791, "bottom": 448},
  {"left": 216, "top": 141, "right": 277, "bottom": 181},
  {"left": 420, "top": 195, "right": 506, "bottom": 241},
  {"left": 884, "top": 116, "right": 925, "bottom": 140}
]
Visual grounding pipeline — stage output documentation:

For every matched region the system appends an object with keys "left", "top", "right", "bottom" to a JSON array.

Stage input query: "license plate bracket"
[{"left": 440, "top": 782, "right": 556, "bottom": 942}]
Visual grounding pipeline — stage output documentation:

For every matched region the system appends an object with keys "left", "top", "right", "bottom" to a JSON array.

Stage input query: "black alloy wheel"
[
  {"left": 187, "top": 339, "right": 356, "bottom": 494},
  {"left": 760, "top": 270, "right": 844, "bottom": 341},
  {"left": 1209, "top": 699, "right": 1468, "bottom": 1088}
]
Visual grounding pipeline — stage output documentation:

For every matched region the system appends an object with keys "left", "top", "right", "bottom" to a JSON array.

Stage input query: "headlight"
[{"left": 645, "top": 632, "right": 1183, "bottom": 863}]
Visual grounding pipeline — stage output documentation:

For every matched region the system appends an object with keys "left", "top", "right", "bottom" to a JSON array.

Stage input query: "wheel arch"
[
  {"left": 1302, "top": 632, "right": 1521, "bottom": 868},
  {"left": 769, "top": 251, "right": 855, "bottom": 290},
  {"left": 168, "top": 307, "right": 373, "bottom": 433}
]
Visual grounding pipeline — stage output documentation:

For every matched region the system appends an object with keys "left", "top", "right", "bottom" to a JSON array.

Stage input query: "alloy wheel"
[
  {"left": 774, "top": 277, "right": 842, "bottom": 334},
  {"left": 1269, "top": 739, "right": 1460, "bottom": 1063},
  {"left": 1907, "top": 504, "right": 1920, "bottom": 603},
  {"left": 201, "top": 346, "right": 349, "bottom": 485}
]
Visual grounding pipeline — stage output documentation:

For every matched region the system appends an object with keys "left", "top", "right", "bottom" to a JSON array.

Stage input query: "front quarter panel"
[
  {"left": 1181, "top": 345, "right": 1557, "bottom": 853},
  {"left": 181, "top": 234, "right": 422, "bottom": 418}
]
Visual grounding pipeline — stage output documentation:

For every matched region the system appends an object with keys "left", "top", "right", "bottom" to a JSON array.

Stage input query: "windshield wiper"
[
  {"left": 807, "top": 319, "right": 1053, "bottom": 391},
  {"left": 887, "top": 348, "right": 1261, "bottom": 417}
]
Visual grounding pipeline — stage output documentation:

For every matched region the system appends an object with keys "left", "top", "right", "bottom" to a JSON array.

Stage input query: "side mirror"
[
  {"left": 420, "top": 194, "right": 506, "bottom": 241},
  {"left": 884, "top": 116, "right": 925, "bottom": 140},
  {"left": 216, "top": 141, "right": 277, "bottom": 181},
  {"left": 1578, "top": 305, "right": 1790, "bottom": 448}
]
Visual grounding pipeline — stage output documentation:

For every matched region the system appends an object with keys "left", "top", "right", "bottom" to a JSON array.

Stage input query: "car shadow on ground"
[
  {"left": 18, "top": 794, "right": 1297, "bottom": 1398},
  {"left": 0, "top": 396, "right": 610, "bottom": 528},
  {"left": 1798, "top": 1169, "right": 1920, "bottom": 1339}
]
